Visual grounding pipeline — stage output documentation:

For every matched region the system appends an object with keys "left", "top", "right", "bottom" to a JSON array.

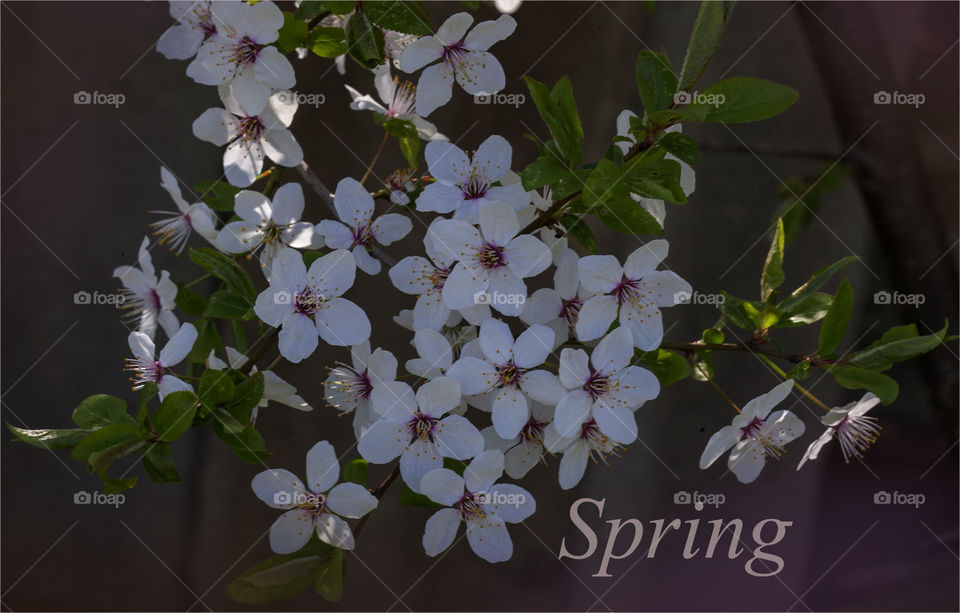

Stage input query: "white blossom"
[
  {"left": 798, "top": 393, "right": 881, "bottom": 469},
  {"left": 482, "top": 400, "right": 555, "bottom": 479},
  {"left": 150, "top": 167, "right": 218, "bottom": 254},
  {"left": 520, "top": 248, "right": 590, "bottom": 347},
  {"left": 344, "top": 63, "right": 446, "bottom": 141},
  {"left": 324, "top": 341, "right": 398, "bottom": 438},
  {"left": 157, "top": 0, "right": 221, "bottom": 61},
  {"left": 251, "top": 440, "right": 378, "bottom": 553},
  {"left": 126, "top": 322, "right": 197, "bottom": 399},
  {"left": 113, "top": 236, "right": 179, "bottom": 340},
  {"left": 206, "top": 346, "right": 312, "bottom": 424},
  {"left": 543, "top": 417, "right": 620, "bottom": 490}
]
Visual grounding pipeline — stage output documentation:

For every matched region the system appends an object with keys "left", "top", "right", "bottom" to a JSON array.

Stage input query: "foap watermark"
[
  {"left": 873, "top": 90, "right": 925, "bottom": 108},
  {"left": 473, "top": 291, "right": 526, "bottom": 307},
  {"left": 474, "top": 92, "right": 525, "bottom": 108},
  {"left": 474, "top": 490, "right": 527, "bottom": 507},
  {"left": 873, "top": 290, "right": 925, "bottom": 308},
  {"left": 674, "top": 90, "right": 725, "bottom": 108},
  {"left": 874, "top": 490, "right": 925, "bottom": 508},
  {"left": 74, "top": 90, "right": 125, "bottom": 108},
  {"left": 74, "top": 490, "right": 125, "bottom": 508},
  {"left": 276, "top": 90, "right": 326, "bottom": 108},
  {"left": 273, "top": 490, "right": 322, "bottom": 506},
  {"left": 674, "top": 490, "right": 726, "bottom": 511},
  {"left": 74, "top": 290, "right": 126, "bottom": 307},
  {"left": 674, "top": 290, "right": 725, "bottom": 306}
]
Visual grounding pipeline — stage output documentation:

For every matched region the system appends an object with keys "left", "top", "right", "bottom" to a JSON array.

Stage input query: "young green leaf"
[
  {"left": 363, "top": 1, "right": 431, "bottom": 35},
  {"left": 635, "top": 50, "right": 678, "bottom": 114},
  {"left": 307, "top": 27, "right": 348, "bottom": 58},
  {"left": 277, "top": 12, "right": 309, "bottom": 53},
  {"left": 205, "top": 290, "right": 254, "bottom": 320},
  {"left": 71, "top": 423, "right": 146, "bottom": 467},
  {"left": 761, "top": 218, "right": 785, "bottom": 302},
  {"left": 635, "top": 349, "right": 691, "bottom": 385},
  {"left": 194, "top": 181, "right": 241, "bottom": 212},
  {"left": 315, "top": 548, "right": 344, "bottom": 601},
  {"left": 152, "top": 391, "right": 199, "bottom": 442},
  {"left": 227, "top": 539, "right": 336, "bottom": 604},
  {"left": 342, "top": 458, "right": 369, "bottom": 486},
  {"left": 72, "top": 395, "right": 135, "bottom": 429},
  {"left": 7, "top": 425, "right": 91, "bottom": 449},
  {"left": 657, "top": 131, "right": 700, "bottom": 166},
  {"left": 829, "top": 365, "right": 899, "bottom": 405},
  {"left": 189, "top": 248, "right": 257, "bottom": 303},
  {"left": 346, "top": 11, "right": 385, "bottom": 69},
  {"left": 847, "top": 321, "right": 948, "bottom": 369},
  {"left": 688, "top": 77, "right": 799, "bottom": 123},
  {"left": 780, "top": 256, "right": 857, "bottom": 311},
  {"left": 677, "top": 0, "right": 732, "bottom": 92},
  {"left": 818, "top": 278, "right": 852, "bottom": 356},
  {"left": 143, "top": 442, "right": 182, "bottom": 484},
  {"left": 558, "top": 215, "right": 597, "bottom": 253}
]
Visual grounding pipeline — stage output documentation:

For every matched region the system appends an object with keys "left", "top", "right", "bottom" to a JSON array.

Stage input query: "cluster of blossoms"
[{"left": 119, "top": 1, "right": 893, "bottom": 568}]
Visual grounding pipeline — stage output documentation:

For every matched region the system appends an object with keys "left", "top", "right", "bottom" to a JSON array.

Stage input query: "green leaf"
[
  {"left": 342, "top": 458, "right": 369, "bottom": 486},
  {"left": 635, "top": 349, "right": 691, "bottom": 385},
  {"left": 363, "top": 1, "right": 431, "bottom": 35},
  {"left": 702, "top": 327, "right": 724, "bottom": 345},
  {"left": 400, "top": 482, "right": 443, "bottom": 507},
  {"left": 346, "top": 11, "right": 385, "bottom": 69},
  {"left": 658, "top": 131, "right": 700, "bottom": 166},
  {"left": 315, "top": 548, "right": 344, "bottom": 601},
  {"left": 198, "top": 369, "right": 237, "bottom": 415},
  {"left": 635, "top": 50, "right": 677, "bottom": 114},
  {"left": 847, "top": 321, "right": 948, "bottom": 369},
  {"left": 761, "top": 218, "right": 785, "bottom": 302},
  {"left": 687, "top": 77, "right": 799, "bottom": 123},
  {"left": 194, "top": 181, "right": 242, "bottom": 212},
  {"left": 778, "top": 292, "right": 832, "bottom": 327},
  {"left": 205, "top": 290, "right": 254, "bottom": 320},
  {"left": 227, "top": 539, "right": 336, "bottom": 604},
  {"left": 99, "top": 468, "right": 138, "bottom": 494},
  {"left": 227, "top": 372, "right": 265, "bottom": 416},
  {"left": 829, "top": 365, "right": 899, "bottom": 405},
  {"left": 72, "top": 395, "right": 135, "bottom": 429},
  {"left": 559, "top": 215, "right": 597, "bottom": 253},
  {"left": 71, "top": 423, "right": 145, "bottom": 467},
  {"left": 718, "top": 292, "right": 774, "bottom": 331},
  {"left": 818, "top": 278, "right": 852, "bottom": 356},
  {"left": 780, "top": 256, "right": 857, "bottom": 312},
  {"left": 213, "top": 420, "right": 271, "bottom": 464},
  {"left": 137, "top": 383, "right": 158, "bottom": 426},
  {"left": 622, "top": 153, "right": 686, "bottom": 203},
  {"left": 152, "top": 391, "right": 199, "bottom": 443},
  {"left": 596, "top": 195, "right": 665, "bottom": 236},
  {"left": 325, "top": 1, "right": 356, "bottom": 14},
  {"left": 189, "top": 248, "right": 257, "bottom": 304},
  {"left": 523, "top": 76, "right": 583, "bottom": 166},
  {"left": 188, "top": 317, "right": 223, "bottom": 364},
  {"left": 277, "top": 12, "right": 309, "bottom": 53},
  {"left": 380, "top": 117, "right": 421, "bottom": 167},
  {"left": 175, "top": 283, "right": 208, "bottom": 316},
  {"left": 7, "top": 424, "right": 91, "bottom": 449},
  {"left": 307, "top": 27, "right": 348, "bottom": 58},
  {"left": 143, "top": 442, "right": 181, "bottom": 484},
  {"left": 521, "top": 153, "right": 572, "bottom": 190},
  {"left": 295, "top": 1, "right": 328, "bottom": 20},
  {"left": 677, "top": 0, "right": 732, "bottom": 92}
]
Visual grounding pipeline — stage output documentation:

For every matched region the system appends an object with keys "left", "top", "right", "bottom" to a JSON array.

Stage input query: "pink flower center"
[
  {"left": 476, "top": 242, "right": 506, "bottom": 270},
  {"left": 295, "top": 288, "right": 322, "bottom": 315},
  {"left": 408, "top": 411, "right": 439, "bottom": 443},
  {"left": 234, "top": 35, "right": 261, "bottom": 65},
  {"left": 459, "top": 175, "right": 489, "bottom": 200},
  {"left": 583, "top": 371, "right": 610, "bottom": 399}
]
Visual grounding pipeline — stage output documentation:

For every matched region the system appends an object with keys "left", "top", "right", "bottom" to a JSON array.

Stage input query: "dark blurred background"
[{"left": 2, "top": 1, "right": 958, "bottom": 610}]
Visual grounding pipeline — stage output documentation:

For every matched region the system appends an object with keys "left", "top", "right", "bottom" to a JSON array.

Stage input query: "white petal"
[
  {"left": 325, "top": 482, "right": 378, "bottom": 518},
  {"left": 575, "top": 295, "right": 619, "bottom": 342},
  {"left": 442, "top": 263, "right": 488, "bottom": 311},
  {"left": 316, "top": 512, "right": 355, "bottom": 550},
  {"left": 483, "top": 483, "right": 534, "bottom": 523},
  {"left": 699, "top": 426, "right": 741, "bottom": 469},
  {"left": 269, "top": 509, "right": 314, "bottom": 554},
  {"left": 512, "top": 325, "right": 553, "bottom": 369},
  {"left": 592, "top": 403, "right": 637, "bottom": 444},
  {"left": 278, "top": 312, "right": 319, "bottom": 363},
  {"left": 401, "top": 439, "right": 444, "bottom": 493},
  {"left": 447, "top": 357, "right": 498, "bottom": 395},
  {"left": 358, "top": 418, "right": 409, "bottom": 463},
  {"left": 558, "top": 348, "right": 590, "bottom": 388},
  {"left": 270, "top": 183, "right": 304, "bottom": 225},
  {"left": 464, "top": 449, "right": 505, "bottom": 493},
  {"left": 425, "top": 141, "right": 470, "bottom": 185},
  {"left": 464, "top": 14, "right": 516, "bottom": 51},
  {"left": 415, "top": 376, "right": 462, "bottom": 417},
  {"left": 479, "top": 318, "right": 514, "bottom": 365},
  {"left": 520, "top": 370, "right": 564, "bottom": 405},
  {"left": 421, "top": 468, "right": 465, "bottom": 506},
  {"left": 416, "top": 182, "right": 464, "bottom": 214},
  {"left": 415, "top": 62, "right": 455, "bottom": 117},
  {"left": 398, "top": 36, "right": 443, "bottom": 73},
  {"left": 434, "top": 414, "right": 484, "bottom": 460},
  {"left": 454, "top": 51, "right": 505, "bottom": 96},
  {"left": 372, "top": 214, "right": 412, "bottom": 245},
  {"left": 251, "top": 469, "right": 307, "bottom": 509},
  {"left": 728, "top": 439, "right": 767, "bottom": 484},
  {"left": 316, "top": 298, "right": 370, "bottom": 347},
  {"left": 158, "top": 323, "right": 197, "bottom": 366},
  {"left": 466, "top": 516, "right": 513, "bottom": 562},
  {"left": 492, "top": 387, "right": 529, "bottom": 439},
  {"left": 423, "top": 508, "right": 462, "bottom": 556},
  {"left": 643, "top": 270, "right": 693, "bottom": 308},
  {"left": 558, "top": 443, "right": 589, "bottom": 490},
  {"left": 371, "top": 381, "right": 417, "bottom": 419},
  {"left": 192, "top": 107, "right": 236, "bottom": 146},
  {"left": 619, "top": 302, "right": 663, "bottom": 351},
  {"left": 623, "top": 239, "right": 668, "bottom": 279},
  {"left": 436, "top": 12, "right": 474, "bottom": 44},
  {"left": 553, "top": 390, "right": 593, "bottom": 439},
  {"left": 305, "top": 440, "right": 340, "bottom": 494},
  {"left": 478, "top": 201, "right": 519, "bottom": 246},
  {"left": 333, "top": 177, "right": 375, "bottom": 228},
  {"left": 590, "top": 326, "right": 633, "bottom": 374},
  {"left": 129, "top": 331, "right": 155, "bottom": 362},
  {"left": 578, "top": 255, "right": 622, "bottom": 294},
  {"left": 520, "top": 288, "right": 562, "bottom": 325}
]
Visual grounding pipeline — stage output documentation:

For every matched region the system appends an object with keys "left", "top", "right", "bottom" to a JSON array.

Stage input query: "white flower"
[
  {"left": 317, "top": 178, "right": 413, "bottom": 276},
  {"left": 798, "top": 393, "right": 881, "bottom": 469},
  {"left": 389, "top": 219, "right": 461, "bottom": 331},
  {"left": 253, "top": 247, "right": 370, "bottom": 363},
  {"left": 543, "top": 417, "right": 619, "bottom": 490},
  {"left": 157, "top": 0, "right": 220, "bottom": 61},
  {"left": 215, "top": 182, "right": 321, "bottom": 275},
  {"left": 399, "top": 12, "right": 516, "bottom": 117},
  {"left": 324, "top": 341, "right": 398, "bottom": 439},
  {"left": 384, "top": 168, "right": 416, "bottom": 205},
  {"left": 150, "top": 167, "right": 218, "bottom": 254},
  {"left": 520, "top": 248, "right": 590, "bottom": 347},
  {"left": 576, "top": 239, "right": 691, "bottom": 350},
  {"left": 554, "top": 327, "right": 660, "bottom": 447},
  {"left": 420, "top": 450, "right": 535, "bottom": 562},
  {"left": 429, "top": 201, "right": 551, "bottom": 317},
  {"left": 358, "top": 377, "right": 483, "bottom": 493},
  {"left": 417, "top": 135, "right": 529, "bottom": 222},
  {"left": 482, "top": 400, "right": 554, "bottom": 479},
  {"left": 505, "top": 174, "right": 567, "bottom": 265},
  {"left": 206, "top": 346, "right": 312, "bottom": 424},
  {"left": 615, "top": 110, "right": 696, "bottom": 228},
  {"left": 344, "top": 63, "right": 446, "bottom": 141},
  {"left": 447, "top": 318, "right": 562, "bottom": 439},
  {"left": 251, "top": 440, "right": 378, "bottom": 553},
  {"left": 193, "top": 87, "right": 303, "bottom": 188},
  {"left": 126, "top": 322, "right": 197, "bottom": 399},
  {"left": 113, "top": 236, "right": 179, "bottom": 340},
  {"left": 186, "top": 0, "right": 295, "bottom": 115},
  {"left": 699, "top": 380, "right": 806, "bottom": 484},
  {"left": 405, "top": 329, "right": 454, "bottom": 379}
]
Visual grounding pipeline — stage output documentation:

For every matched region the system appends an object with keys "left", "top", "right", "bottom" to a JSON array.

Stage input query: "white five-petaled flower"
[
  {"left": 699, "top": 380, "right": 806, "bottom": 484},
  {"left": 126, "top": 322, "right": 198, "bottom": 399},
  {"left": 206, "top": 346, "right": 312, "bottom": 424},
  {"left": 344, "top": 63, "right": 446, "bottom": 141},
  {"left": 447, "top": 318, "right": 563, "bottom": 439},
  {"left": 521, "top": 248, "right": 591, "bottom": 347},
  {"left": 215, "top": 182, "right": 321, "bottom": 275},
  {"left": 615, "top": 110, "right": 696, "bottom": 228},
  {"left": 186, "top": 0, "right": 295, "bottom": 115},
  {"left": 359, "top": 377, "right": 483, "bottom": 493},
  {"left": 399, "top": 12, "right": 516, "bottom": 117},
  {"left": 193, "top": 87, "right": 303, "bottom": 188},
  {"left": 798, "top": 393, "right": 881, "bottom": 469},
  {"left": 324, "top": 341, "right": 398, "bottom": 439},
  {"left": 251, "top": 440, "right": 378, "bottom": 553},
  {"left": 554, "top": 326, "right": 661, "bottom": 445},
  {"left": 543, "top": 417, "right": 620, "bottom": 490},
  {"left": 254, "top": 247, "right": 370, "bottom": 363},
  {"left": 576, "top": 239, "right": 691, "bottom": 350},
  {"left": 114, "top": 236, "right": 179, "bottom": 340},
  {"left": 405, "top": 329, "right": 454, "bottom": 379},
  {"left": 417, "top": 135, "right": 530, "bottom": 223},
  {"left": 420, "top": 449, "right": 535, "bottom": 563},
  {"left": 151, "top": 167, "right": 218, "bottom": 255},
  {"left": 482, "top": 400, "right": 555, "bottom": 479},
  {"left": 317, "top": 177, "right": 413, "bottom": 276},
  {"left": 157, "top": 0, "right": 221, "bottom": 61},
  {"left": 429, "top": 201, "right": 552, "bottom": 317}
]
